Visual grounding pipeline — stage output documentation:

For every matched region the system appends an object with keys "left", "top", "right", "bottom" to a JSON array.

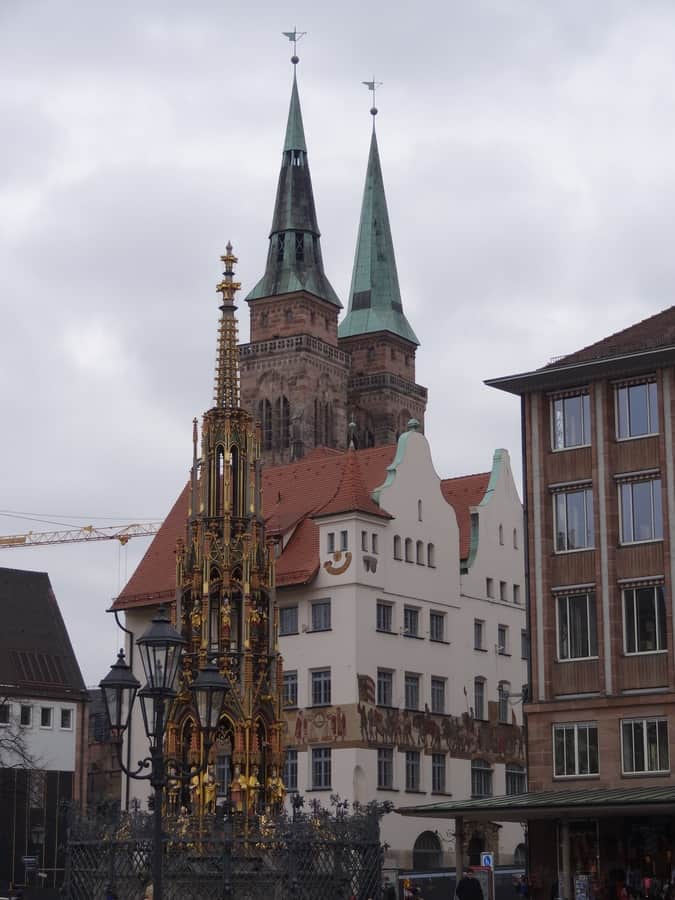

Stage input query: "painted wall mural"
[{"left": 282, "top": 675, "right": 525, "bottom": 764}]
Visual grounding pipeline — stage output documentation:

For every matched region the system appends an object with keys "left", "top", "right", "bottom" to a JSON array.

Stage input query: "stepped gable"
[
  {"left": 546, "top": 305, "right": 675, "bottom": 368},
  {"left": 441, "top": 472, "right": 490, "bottom": 560},
  {"left": 0, "top": 567, "right": 86, "bottom": 697}
]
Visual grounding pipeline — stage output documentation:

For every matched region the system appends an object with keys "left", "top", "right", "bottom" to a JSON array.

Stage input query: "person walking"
[{"left": 456, "top": 869, "right": 484, "bottom": 900}]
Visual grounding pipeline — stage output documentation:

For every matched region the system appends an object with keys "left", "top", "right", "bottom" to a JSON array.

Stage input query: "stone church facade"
[{"left": 239, "top": 62, "right": 426, "bottom": 465}]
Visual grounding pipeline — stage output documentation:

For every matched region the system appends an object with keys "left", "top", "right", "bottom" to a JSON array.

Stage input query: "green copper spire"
[
  {"left": 338, "top": 124, "right": 419, "bottom": 344},
  {"left": 283, "top": 74, "right": 307, "bottom": 154},
  {"left": 245, "top": 60, "right": 341, "bottom": 308}
]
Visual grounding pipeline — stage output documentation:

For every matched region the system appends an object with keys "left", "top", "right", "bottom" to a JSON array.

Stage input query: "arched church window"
[
  {"left": 276, "top": 233, "right": 285, "bottom": 263},
  {"left": 258, "top": 399, "right": 272, "bottom": 451},
  {"left": 282, "top": 396, "right": 290, "bottom": 449},
  {"left": 295, "top": 232, "right": 304, "bottom": 262}
]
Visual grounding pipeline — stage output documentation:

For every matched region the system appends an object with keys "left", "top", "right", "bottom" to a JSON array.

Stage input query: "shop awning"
[{"left": 397, "top": 786, "right": 675, "bottom": 822}]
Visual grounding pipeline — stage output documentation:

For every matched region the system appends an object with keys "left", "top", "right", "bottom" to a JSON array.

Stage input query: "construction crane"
[{"left": 0, "top": 522, "right": 163, "bottom": 549}]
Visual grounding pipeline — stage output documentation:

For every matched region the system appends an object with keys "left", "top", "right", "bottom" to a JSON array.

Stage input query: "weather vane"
[
  {"left": 363, "top": 78, "right": 383, "bottom": 117},
  {"left": 283, "top": 27, "right": 306, "bottom": 66}
]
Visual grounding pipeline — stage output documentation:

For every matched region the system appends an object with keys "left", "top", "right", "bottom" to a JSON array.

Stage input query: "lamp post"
[{"left": 100, "top": 604, "right": 227, "bottom": 900}]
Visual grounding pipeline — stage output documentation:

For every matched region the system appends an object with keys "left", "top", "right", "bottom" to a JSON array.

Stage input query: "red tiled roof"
[
  {"left": 547, "top": 305, "right": 675, "bottom": 368},
  {"left": 113, "top": 446, "right": 486, "bottom": 609},
  {"left": 315, "top": 449, "right": 392, "bottom": 520},
  {"left": 440, "top": 472, "right": 490, "bottom": 560}
]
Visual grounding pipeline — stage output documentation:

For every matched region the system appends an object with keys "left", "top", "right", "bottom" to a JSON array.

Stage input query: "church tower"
[
  {"left": 168, "top": 244, "right": 285, "bottom": 821},
  {"left": 338, "top": 101, "right": 427, "bottom": 447},
  {"left": 240, "top": 43, "right": 349, "bottom": 464}
]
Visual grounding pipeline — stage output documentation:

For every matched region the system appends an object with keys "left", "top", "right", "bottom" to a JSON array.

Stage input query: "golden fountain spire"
[{"left": 214, "top": 241, "right": 241, "bottom": 409}]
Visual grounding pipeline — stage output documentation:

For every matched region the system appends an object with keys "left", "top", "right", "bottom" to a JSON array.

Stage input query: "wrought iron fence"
[{"left": 63, "top": 798, "right": 390, "bottom": 900}]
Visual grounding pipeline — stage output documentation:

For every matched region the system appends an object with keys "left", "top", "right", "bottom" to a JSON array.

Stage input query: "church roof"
[
  {"left": 338, "top": 128, "right": 419, "bottom": 345},
  {"left": 0, "top": 568, "right": 87, "bottom": 699},
  {"left": 245, "top": 70, "right": 341, "bottom": 308},
  {"left": 113, "top": 449, "right": 490, "bottom": 609}
]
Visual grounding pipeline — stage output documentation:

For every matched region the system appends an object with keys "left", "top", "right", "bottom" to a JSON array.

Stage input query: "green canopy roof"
[
  {"left": 397, "top": 785, "right": 675, "bottom": 822},
  {"left": 338, "top": 127, "right": 418, "bottom": 344}
]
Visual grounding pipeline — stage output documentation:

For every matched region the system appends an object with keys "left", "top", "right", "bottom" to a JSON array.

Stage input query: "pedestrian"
[
  {"left": 456, "top": 868, "right": 484, "bottom": 900},
  {"left": 143, "top": 884, "right": 154, "bottom": 900}
]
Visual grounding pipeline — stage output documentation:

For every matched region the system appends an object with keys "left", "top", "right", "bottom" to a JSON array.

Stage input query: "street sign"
[{"left": 480, "top": 852, "right": 494, "bottom": 868}]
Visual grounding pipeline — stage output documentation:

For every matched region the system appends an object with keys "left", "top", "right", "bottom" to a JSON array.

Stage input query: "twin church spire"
[{"left": 240, "top": 39, "right": 426, "bottom": 463}]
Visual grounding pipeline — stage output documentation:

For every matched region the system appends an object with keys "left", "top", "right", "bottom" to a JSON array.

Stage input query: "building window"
[
  {"left": 521, "top": 630, "right": 530, "bottom": 660},
  {"left": 340, "top": 530, "right": 348, "bottom": 551},
  {"left": 295, "top": 231, "right": 304, "bottom": 262},
  {"left": 499, "top": 523, "right": 504, "bottom": 545},
  {"left": 405, "top": 750, "right": 421, "bottom": 791},
  {"left": 623, "top": 585, "right": 667, "bottom": 654},
  {"left": 404, "top": 606, "right": 420, "bottom": 637},
  {"left": 474, "top": 619, "right": 485, "bottom": 650},
  {"left": 620, "top": 478, "right": 663, "bottom": 543},
  {"left": 405, "top": 673, "right": 420, "bottom": 710},
  {"left": 311, "top": 600, "right": 331, "bottom": 632},
  {"left": 506, "top": 764, "right": 526, "bottom": 795},
  {"left": 431, "top": 677, "right": 446, "bottom": 714},
  {"left": 60, "top": 708, "right": 73, "bottom": 730},
  {"left": 377, "top": 748, "right": 394, "bottom": 789},
  {"left": 29, "top": 770, "right": 46, "bottom": 810},
  {"left": 554, "top": 487, "right": 594, "bottom": 551},
  {"left": 372, "top": 534, "right": 379, "bottom": 554},
  {"left": 513, "top": 528, "right": 518, "bottom": 549},
  {"left": 498, "top": 624, "right": 509, "bottom": 655},
  {"left": 552, "top": 393, "right": 591, "bottom": 450},
  {"left": 616, "top": 381, "right": 658, "bottom": 439},
  {"left": 283, "top": 671, "right": 298, "bottom": 707},
  {"left": 361, "top": 530, "right": 368, "bottom": 551},
  {"left": 486, "top": 577, "right": 494, "bottom": 598},
  {"left": 311, "top": 747, "right": 331, "bottom": 789},
  {"left": 474, "top": 678, "right": 486, "bottom": 720},
  {"left": 427, "top": 543, "right": 435, "bottom": 567},
  {"left": 430, "top": 611, "right": 445, "bottom": 642},
  {"left": 499, "top": 580, "right": 507, "bottom": 602},
  {"left": 40, "top": 707, "right": 53, "bottom": 729},
  {"left": 0, "top": 702, "right": 9, "bottom": 726},
  {"left": 377, "top": 669, "right": 393, "bottom": 707},
  {"left": 432, "top": 753, "right": 446, "bottom": 793},
  {"left": 276, "top": 233, "right": 285, "bottom": 262},
  {"left": 557, "top": 592, "right": 598, "bottom": 660},
  {"left": 418, "top": 499, "right": 423, "bottom": 522},
  {"left": 376, "top": 602, "right": 393, "bottom": 633},
  {"left": 393, "top": 535, "right": 402, "bottom": 559},
  {"left": 513, "top": 584, "right": 521, "bottom": 605},
  {"left": 283, "top": 749, "right": 298, "bottom": 791},
  {"left": 279, "top": 606, "right": 299, "bottom": 636},
  {"left": 327, "top": 532, "right": 335, "bottom": 553},
  {"left": 471, "top": 759, "right": 493, "bottom": 798},
  {"left": 405, "top": 538, "right": 413, "bottom": 562},
  {"left": 553, "top": 722, "right": 599, "bottom": 777},
  {"left": 498, "top": 682, "right": 510, "bottom": 724},
  {"left": 311, "top": 669, "right": 331, "bottom": 706},
  {"left": 416, "top": 540, "right": 425, "bottom": 565},
  {"left": 621, "top": 718, "right": 669, "bottom": 774},
  {"left": 20, "top": 705, "right": 32, "bottom": 727}
]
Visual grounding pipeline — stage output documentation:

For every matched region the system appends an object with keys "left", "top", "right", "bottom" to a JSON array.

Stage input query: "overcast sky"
[{"left": 3, "top": 0, "right": 675, "bottom": 685}]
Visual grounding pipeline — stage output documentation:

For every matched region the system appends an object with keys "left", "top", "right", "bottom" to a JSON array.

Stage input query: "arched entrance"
[
  {"left": 413, "top": 831, "right": 442, "bottom": 870},
  {"left": 468, "top": 832, "right": 485, "bottom": 867}
]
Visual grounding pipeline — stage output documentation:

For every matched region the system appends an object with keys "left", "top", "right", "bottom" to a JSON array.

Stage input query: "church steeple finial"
[
  {"left": 338, "top": 86, "right": 419, "bottom": 345},
  {"left": 214, "top": 242, "right": 241, "bottom": 409},
  {"left": 245, "top": 36, "right": 341, "bottom": 308}
]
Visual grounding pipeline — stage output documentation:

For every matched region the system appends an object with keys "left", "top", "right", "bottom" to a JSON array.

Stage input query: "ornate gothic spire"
[
  {"left": 338, "top": 94, "right": 419, "bottom": 345},
  {"left": 214, "top": 241, "right": 241, "bottom": 409},
  {"left": 245, "top": 46, "right": 341, "bottom": 307}
]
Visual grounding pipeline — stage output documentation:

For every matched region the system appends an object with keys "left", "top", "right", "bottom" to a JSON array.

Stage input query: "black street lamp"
[{"left": 100, "top": 604, "right": 227, "bottom": 900}]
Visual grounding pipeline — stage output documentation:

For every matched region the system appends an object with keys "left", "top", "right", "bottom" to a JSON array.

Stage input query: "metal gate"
[{"left": 63, "top": 799, "right": 389, "bottom": 899}]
